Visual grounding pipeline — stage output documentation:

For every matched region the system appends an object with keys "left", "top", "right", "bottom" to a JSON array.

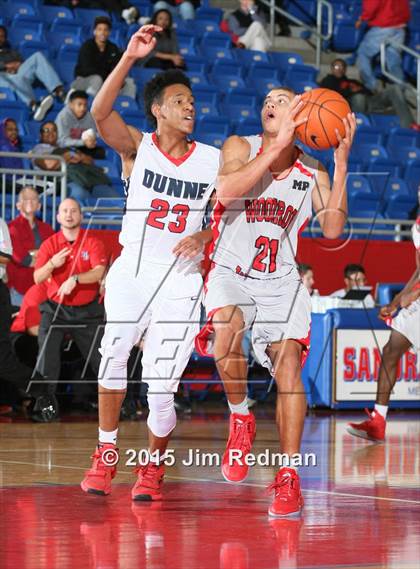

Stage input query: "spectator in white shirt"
[{"left": 330, "top": 263, "right": 375, "bottom": 307}]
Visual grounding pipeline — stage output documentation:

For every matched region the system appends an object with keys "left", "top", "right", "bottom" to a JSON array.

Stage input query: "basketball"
[{"left": 295, "top": 88, "right": 351, "bottom": 150}]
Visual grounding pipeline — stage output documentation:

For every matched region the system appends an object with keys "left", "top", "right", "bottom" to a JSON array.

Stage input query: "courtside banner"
[{"left": 335, "top": 330, "right": 419, "bottom": 401}]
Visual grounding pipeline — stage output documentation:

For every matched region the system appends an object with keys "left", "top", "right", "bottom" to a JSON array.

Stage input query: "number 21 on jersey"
[{"left": 252, "top": 236, "right": 279, "bottom": 273}]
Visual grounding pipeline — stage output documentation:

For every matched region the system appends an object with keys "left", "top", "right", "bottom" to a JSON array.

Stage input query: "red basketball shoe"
[
  {"left": 268, "top": 467, "right": 304, "bottom": 517},
  {"left": 80, "top": 444, "right": 118, "bottom": 496},
  {"left": 221, "top": 412, "right": 256, "bottom": 483},
  {"left": 347, "top": 409, "right": 386, "bottom": 442},
  {"left": 132, "top": 463, "right": 165, "bottom": 501}
]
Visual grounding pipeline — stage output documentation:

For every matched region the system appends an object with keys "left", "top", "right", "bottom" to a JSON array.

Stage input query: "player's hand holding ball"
[
  {"left": 125, "top": 24, "right": 163, "bottom": 60},
  {"left": 294, "top": 88, "right": 356, "bottom": 152}
]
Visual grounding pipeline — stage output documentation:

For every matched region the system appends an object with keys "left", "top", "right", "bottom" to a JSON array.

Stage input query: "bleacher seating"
[{"left": 0, "top": 0, "right": 418, "bottom": 233}]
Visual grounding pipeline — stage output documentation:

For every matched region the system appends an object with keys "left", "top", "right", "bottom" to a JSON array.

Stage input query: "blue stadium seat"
[
  {"left": 287, "top": 0, "right": 316, "bottom": 25},
  {"left": 177, "top": 32, "right": 198, "bottom": 57},
  {"left": 350, "top": 212, "right": 393, "bottom": 241},
  {"left": 195, "top": 116, "right": 231, "bottom": 146},
  {"left": 25, "top": 121, "right": 42, "bottom": 138},
  {"left": 220, "top": 89, "right": 258, "bottom": 122},
  {"left": 354, "top": 126, "right": 384, "bottom": 146},
  {"left": 119, "top": 112, "right": 149, "bottom": 131},
  {"left": 184, "top": 56, "right": 208, "bottom": 74},
  {"left": 195, "top": 6, "right": 224, "bottom": 23},
  {"left": 234, "top": 118, "right": 262, "bottom": 136},
  {"left": 47, "top": 29, "right": 83, "bottom": 50},
  {"left": 73, "top": 8, "right": 110, "bottom": 27},
  {"left": 40, "top": 5, "right": 74, "bottom": 24},
  {"left": 96, "top": 160, "right": 120, "bottom": 180},
  {"left": 57, "top": 44, "right": 80, "bottom": 63},
  {"left": 114, "top": 96, "right": 139, "bottom": 115},
  {"left": 194, "top": 132, "right": 226, "bottom": 148},
  {"left": 210, "top": 61, "right": 245, "bottom": 90},
  {"left": 269, "top": 51, "right": 304, "bottom": 71},
  {"left": 347, "top": 174, "right": 381, "bottom": 211},
  {"left": 288, "top": 79, "right": 318, "bottom": 93},
  {"left": 404, "top": 161, "right": 420, "bottom": 194},
  {"left": 19, "top": 40, "right": 51, "bottom": 60},
  {"left": 383, "top": 177, "right": 417, "bottom": 217},
  {"left": 55, "top": 61, "right": 76, "bottom": 85},
  {"left": 8, "top": 28, "right": 45, "bottom": 44},
  {"left": 370, "top": 114, "right": 401, "bottom": 131},
  {"left": 3, "top": 2, "right": 38, "bottom": 18},
  {"left": 130, "top": 0, "right": 153, "bottom": 18},
  {"left": 284, "top": 64, "right": 318, "bottom": 85},
  {"left": 245, "top": 62, "right": 280, "bottom": 96},
  {"left": 186, "top": 71, "right": 211, "bottom": 88},
  {"left": 0, "top": 88, "right": 17, "bottom": 102},
  {"left": 193, "top": 86, "right": 220, "bottom": 118},
  {"left": 0, "top": 107, "right": 29, "bottom": 123},
  {"left": 354, "top": 113, "right": 371, "bottom": 127},
  {"left": 367, "top": 160, "right": 403, "bottom": 194},
  {"left": 199, "top": 33, "right": 234, "bottom": 62},
  {"left": 193, "top": 19, "right": 221, "bottom": 35},
  {"left": 130, "top": 67, "right": 160, "bottom": 89},
  {"left": 234, "top": 49, "right": 270, "bottom": 66},
  {"left": 391, "top": 146, "right": 420, "bottom": 165},
  {"left": 353, "top": 143, "right": 389, "bottom": 163},
  {"left": 331, "top": 23, "right": 361, "bottom": 51},
  {"left": 109, "top": 28, "right": 127, "bottom": 49},
  {"left": 387, "top": 127, "right": 420, "bottom": 153}
]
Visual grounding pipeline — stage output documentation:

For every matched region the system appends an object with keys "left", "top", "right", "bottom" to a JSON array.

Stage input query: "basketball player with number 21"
[
  {"left": 80, "top": 25, "right": 220, "bottom": 500},
  {"left": 196, "top": 87, "right": 357, "bottom": 517}
]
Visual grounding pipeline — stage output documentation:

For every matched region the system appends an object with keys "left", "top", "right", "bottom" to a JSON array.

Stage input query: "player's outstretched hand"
[
  {"left": 379, "top": 302, "right": 398, "bottom": 321},
  {"left": 126, "top": 25, "right": 163, "bottom": 60},
  {"left": 273, "top": 95, "right": 307, "bottom": 152},
  {"left": 334, "top": 112, "right": 357, "bottom": 167},
  {"left": 173, "top": 235, "right": 204, "bottom": 259}
]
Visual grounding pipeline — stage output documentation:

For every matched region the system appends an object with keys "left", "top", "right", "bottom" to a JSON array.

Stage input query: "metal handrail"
[
  {"left": 0, "top": 151, "right": 67, "bottom": 229},
  {"left": 380, "top": 38, "right": 420, "bottom": 124},
  {"left": 258, "top": 0, "right": 333, "bottom": 68}
]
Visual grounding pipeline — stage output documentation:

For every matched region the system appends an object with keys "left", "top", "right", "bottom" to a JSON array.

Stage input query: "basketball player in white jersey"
[
  {"left": 196, "top": 87, "right": 356, "bottom": 516},
  {"left": 348, "top": 215, "right": 420, "bottom": 443},
  {"left": 80, "top": 25, "right": 220, "bottom": 500}
]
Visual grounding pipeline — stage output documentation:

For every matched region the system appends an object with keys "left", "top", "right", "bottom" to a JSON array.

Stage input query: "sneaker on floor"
[
  {"left": 132, "top": 463, "right": 165, "bottom": 501},
  {"left": 221, "top": 412, "right": 256, "bottom": 483},
  {"left": 80, "top": 444, "right": 118, "bottom": 496},
  {"left": 30, "top": 393, "right": 59, "bottom": 423},
  {"left": 268, "top": 467, "right": 304, "bottom": 517},
  {"left": 347, "top": 409, "right": 386, "bottom": 442},
  {"left": 33, "top": 95, "right": 54, "bottom": 121}
]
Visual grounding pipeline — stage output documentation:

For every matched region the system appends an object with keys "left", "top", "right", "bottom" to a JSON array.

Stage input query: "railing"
[
  {"left": 81, "top": 204, "right": 415, "bottom": 242},
  {"left": 258, "top": 0, "right": 333, "bottom": 68},
  {"left": 380, "top": 38, "right": 420, "bottom": 124},
  {"left": 0, "top": 152, "right": 67, "bottom": 230}
]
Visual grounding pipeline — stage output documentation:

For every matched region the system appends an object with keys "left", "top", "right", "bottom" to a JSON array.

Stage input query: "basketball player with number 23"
[
  {"left": 80, "top": 25, "right": 220, "bottom": 500},
  {"left": 196, "top": 87, "right": 357, "bottom": 517}
]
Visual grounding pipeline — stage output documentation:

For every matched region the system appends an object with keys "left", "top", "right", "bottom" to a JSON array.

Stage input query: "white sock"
[
  {"left": 228, "top": 397, "right": 249, "bottom": 415},
  {"left": 98, "top": 427, "right": 118, "bottom": 445},
  {"left": 374, "top": 404, "right": 388, "bottom": 419}
]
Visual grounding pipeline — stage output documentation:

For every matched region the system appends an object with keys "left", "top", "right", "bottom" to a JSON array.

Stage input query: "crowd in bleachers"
[{"left": 0, "top": 0, "right": 419, "bottom": 418}]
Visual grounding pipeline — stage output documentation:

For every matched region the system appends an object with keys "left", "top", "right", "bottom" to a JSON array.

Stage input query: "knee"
[
  {"left": 213, "top": 307, "right": 246, "bottom": 346},
  {"left": 147, "top": 391, "right": 176, "bottom": 437},
  {"left": 382, "top": 340, "right": 402, "bottom": 364},
  {"left": 271, "top": 347, "right": 301, "bottom": 382}
]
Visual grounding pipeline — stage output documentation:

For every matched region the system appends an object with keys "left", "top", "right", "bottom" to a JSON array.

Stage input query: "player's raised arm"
[
  {"left": 216, "top": 95, "right": 307, "bottom": 206},
  {"left": 91, "top": 25, "right": 162, "bottom": 158},
  {"left": 312, "top": 112, "right": 356, "bottom": 239}
]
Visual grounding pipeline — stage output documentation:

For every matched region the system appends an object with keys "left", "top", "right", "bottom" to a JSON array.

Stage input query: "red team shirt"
[
  {"left": 35, "top": 229, "right": 107, "bottom": 306},
  {"left": 11, "top": 283, "right": 48, "bottom": 333}
]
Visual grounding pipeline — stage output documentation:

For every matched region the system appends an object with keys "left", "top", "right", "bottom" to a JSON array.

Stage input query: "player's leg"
[
  {"left": 81, "top": 257, "right": 151, "bottom": 495},
  {"left": 252, "top": 272, "right": 310, "bottom": 516},
  {"left": 131, "top": 283, "right": 201, "bottom": 501},
  {"left": 200, "top": 268, "right": 257, "bottom": 483},
  {"left": 347, "top": 329, "right": 412, "bottom": 442}
]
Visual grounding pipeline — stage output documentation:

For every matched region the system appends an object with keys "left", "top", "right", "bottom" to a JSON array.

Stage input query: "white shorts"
[
  {"left": 196, "top": 264, "right": 311, "bottom": 373},
  {"left": 391, "top": 298, "right": 420, "bottom": 350},
  {"left": 100, "top": 251, "right": 203, "bottom": 392}
]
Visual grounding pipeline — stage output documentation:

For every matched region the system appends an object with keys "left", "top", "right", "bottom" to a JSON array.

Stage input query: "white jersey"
[
  {"left": 120, "top": 132, "right": 220, "bottom": 266},
  {"left": 413, "top": 216, "right": 420, "bottom": 251},
  {"left": 210, "top": 136, "right": 318, "bottom": 279}
]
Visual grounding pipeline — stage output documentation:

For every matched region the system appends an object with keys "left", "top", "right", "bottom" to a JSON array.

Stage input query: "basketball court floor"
[{"left": 1, "top": 409, "right": 419, "bottom": 569}]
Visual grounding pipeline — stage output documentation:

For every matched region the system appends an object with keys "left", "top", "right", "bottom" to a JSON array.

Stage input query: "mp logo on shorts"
[{"left": 292, "top": 180, "right": 310, "bottom": 192}]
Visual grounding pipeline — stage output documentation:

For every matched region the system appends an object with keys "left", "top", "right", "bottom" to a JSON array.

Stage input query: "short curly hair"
[{"left": 144, "top": 70, "right": 192, "bottom": 129}]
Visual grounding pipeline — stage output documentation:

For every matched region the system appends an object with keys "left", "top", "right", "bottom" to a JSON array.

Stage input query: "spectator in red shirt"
[
  {"left": 7, "top": 186, "right": 54, "bottom": 307},
  {"left": 31, "top": 198, "right": 107, "bottom": 422},
  {"left": 355, "top": 0, "right": 410, "bottom": 92}
]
